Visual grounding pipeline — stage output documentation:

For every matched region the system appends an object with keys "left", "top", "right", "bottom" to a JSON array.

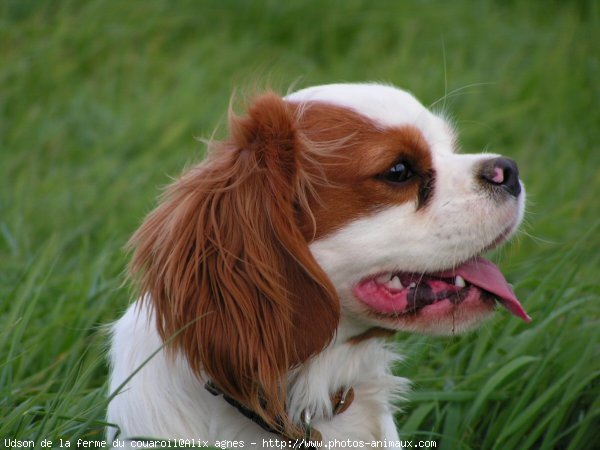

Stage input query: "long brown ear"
[{"left": 128, "top": 92, "right": 340, "bottom": 434}]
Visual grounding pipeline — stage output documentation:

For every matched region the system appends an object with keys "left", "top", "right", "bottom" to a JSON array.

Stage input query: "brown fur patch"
[{"left": 289, "top": 101, "right": 434, "bottom": 239}]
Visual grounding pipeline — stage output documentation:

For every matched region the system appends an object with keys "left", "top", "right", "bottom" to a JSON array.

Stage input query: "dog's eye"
[{"left": 381, "top": 161, "right": 414, "bottom": 184}]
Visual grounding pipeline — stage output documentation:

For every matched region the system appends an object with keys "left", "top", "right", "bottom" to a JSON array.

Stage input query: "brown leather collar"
[
  {"left": 205, "top": 327, "right": 390, "bottom": 444},
  {"left": 331, "top": 386, "right": 355, "bottom": 415},
  {"left": 205, "top": 382, "right": 355, "bottom": 446},
  {"left": 347, "top": 326, "right": 396, "bottom": 344}
]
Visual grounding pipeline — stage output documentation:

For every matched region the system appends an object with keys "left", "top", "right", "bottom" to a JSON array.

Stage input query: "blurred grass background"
[{"left": 1, "top": 0, "right": 598, "bottom": 448}]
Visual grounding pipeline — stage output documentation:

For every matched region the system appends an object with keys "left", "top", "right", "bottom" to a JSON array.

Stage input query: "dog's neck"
[
  {"left": 204, "top": 316, "right": 402, "bottom": 441},
  {"left": 286, "top": 318, "right": 405, "bottom": 433}
]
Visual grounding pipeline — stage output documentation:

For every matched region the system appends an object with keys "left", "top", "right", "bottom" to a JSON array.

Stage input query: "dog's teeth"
[
  {"left": 408, "top": 282, "right": 416, "bottom": 288},
  {"left": 375, "top": 273, "right": 391, "bottom": 284},
  {"left": 388, "top": 276, "right": 404, "bottom": 290},
  {"left": 454, "top": 275, "right": 466, "bottom": 288}
]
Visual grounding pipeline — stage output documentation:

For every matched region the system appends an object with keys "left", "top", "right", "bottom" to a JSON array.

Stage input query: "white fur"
[
  {"left": 107, "top": 303, "right": 406, "bottom": 448},
  {"left": 107, "top": 83, "right": 525, "bottom": 448}
]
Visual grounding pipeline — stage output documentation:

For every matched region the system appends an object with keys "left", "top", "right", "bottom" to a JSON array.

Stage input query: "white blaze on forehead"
[{"left": 286, "top": 83, "right": 456, "bottom": 153}]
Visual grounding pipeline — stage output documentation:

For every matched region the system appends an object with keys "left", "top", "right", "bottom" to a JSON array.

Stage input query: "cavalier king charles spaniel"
[{"left": 107, "top": 83, "right": 530, "bottom": 448}]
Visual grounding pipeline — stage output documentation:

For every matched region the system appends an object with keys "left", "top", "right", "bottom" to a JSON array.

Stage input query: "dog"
[{"left": 107, "top": 83, "right": 530, "bottom": 449}]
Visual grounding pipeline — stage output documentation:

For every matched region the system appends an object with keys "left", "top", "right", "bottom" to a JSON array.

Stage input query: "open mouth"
[{"left": 353, "top": 257, "right": 530, "bottom": 322}]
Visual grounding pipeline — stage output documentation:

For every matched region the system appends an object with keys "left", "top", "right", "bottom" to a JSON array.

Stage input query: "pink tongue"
[{"left": 437, "top": 257, "right": 531, "bottom": 322}]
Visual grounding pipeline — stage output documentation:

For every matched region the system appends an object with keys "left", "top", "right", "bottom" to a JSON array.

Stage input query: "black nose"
[{"left": 479, "top": 157, "right": 521, "bottom": 197}]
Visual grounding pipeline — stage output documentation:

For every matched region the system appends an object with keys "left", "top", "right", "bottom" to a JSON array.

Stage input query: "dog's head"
[
  {"left": 128, "top": 83, "right": 529, "bottom": 433},
  {"left": 287, "top": 83, "right": 530, "bottom": 335}
]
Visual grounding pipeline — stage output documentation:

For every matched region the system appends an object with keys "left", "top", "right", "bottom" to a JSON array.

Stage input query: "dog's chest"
[{"left": 286, "top": 337, "right": 408, "bottom": 442}]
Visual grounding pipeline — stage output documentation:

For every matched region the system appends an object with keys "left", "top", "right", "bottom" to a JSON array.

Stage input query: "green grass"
[{"left": 1, "top": 0, "right": 598, "bottom": 448}]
